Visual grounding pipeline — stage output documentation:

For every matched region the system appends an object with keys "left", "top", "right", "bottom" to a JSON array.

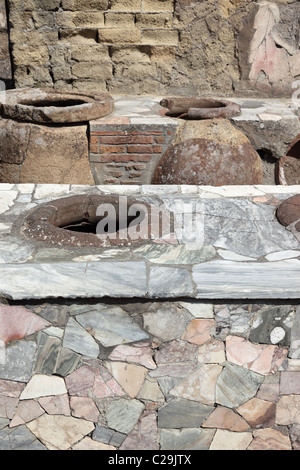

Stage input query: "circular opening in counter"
[
  {"left": 20, "top": 194, "right": 156, "bottom": 247},
  {"left": 0, "top": 88, "right": 114, "bottom": 124},
  {"left": 159, "top": 97, "right": 241, "bottom": 120},
  {"left": 19, "top": 98, "right": 87, "bottom": 108}
]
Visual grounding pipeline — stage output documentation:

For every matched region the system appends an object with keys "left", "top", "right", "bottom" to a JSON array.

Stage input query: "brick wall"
[
  {"left": 8, "top": 0, "right": 179, "bottom": 94},
  {"left": 89, "top": 121, "right": 176, "bottom": 184},
  {"left": 6, "top": 0, "right": 299, "bottom": 96}
]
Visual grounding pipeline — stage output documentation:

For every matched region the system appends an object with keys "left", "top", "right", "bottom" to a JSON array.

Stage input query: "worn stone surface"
[{"left": 0, "top": 119, "right": 95, "bottom": 185}]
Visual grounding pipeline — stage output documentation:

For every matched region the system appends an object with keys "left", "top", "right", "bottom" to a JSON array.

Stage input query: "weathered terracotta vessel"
[
  {"left": 277, "top": 134, "right": 300, "bottom": 185},
  {"left": 0, "top": 88, "right": 114, "bottom": 184},
  {"left": 152, "top": 113, "right": 263, "bottom": 186}
]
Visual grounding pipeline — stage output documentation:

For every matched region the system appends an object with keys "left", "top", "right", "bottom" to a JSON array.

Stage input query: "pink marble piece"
[
  {"left": 226, "top": 336, "right": 288, "bottom": 376},
  {"left": 0, "top": 306, "right": 50, "bottom": 345}
]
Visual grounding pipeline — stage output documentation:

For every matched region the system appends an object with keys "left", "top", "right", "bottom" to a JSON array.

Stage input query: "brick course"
[{"left": 89, "top": 124, "right": 176, "bottom": 185}]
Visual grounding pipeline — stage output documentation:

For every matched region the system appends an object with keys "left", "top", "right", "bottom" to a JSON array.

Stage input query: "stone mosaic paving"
[
  {"left": 1, "top": 184, "right": 300, "bottom": 300},
  {"left": 0, "top": 300, "right": 300, "bottom": 450}
]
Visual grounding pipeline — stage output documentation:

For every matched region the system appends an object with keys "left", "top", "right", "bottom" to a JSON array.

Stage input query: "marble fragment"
[
  {"left": 209, "top": 429, "right": 253, "bottom": 450},
  {"left": 236, "top": 398, "right": 276, "bottom": 428},
  {"left": 76, "top": 307, "right": 149, "bottom": 347},
  {"left": 106, "top": 399, "right": 145, "bottom": 434},
  {"left": 226, "top": 335, "right": 288, "bottom": 375},
  {"left": 38, "top": 394, "right": 70, "bottom": 416},
  {"left": 158, "top": 398, "right": 213, "bottom": 428},
  {"left": 248, "top": 428, "right": 292, "bottom": 450},
  {"left": 198, "top": 339, "right": 226, "bottom": 364},
  {"left": 280, "top": 372, "right": 300, "bottom": 395},
  {"left": 0, "top": 424, "right": 46, "bottom": 450},
  {"left": 105, "top": 362, "right": 148, "bottom": 398},
  {"left": 0, "top": 306, "right": 50, "bottom": 345},
  {"left": 70, "top": 397, "right": 99, "bottom": 422},
  {"left": 26, "top": 414, "right": 94, "bottom": 450},
  {"left": 178, "top": 301, "right": 214, "bottom": 318},
  {"left": 108, "top": 344, "right": 156, "bottom": 369},
  {"left": 170, "top": 364, "right": 222, "bottom": 405},
  {"left": 63, "top": 318, "right": 99, "bottom": 359},
  {"left": 137, "top": 376, "right": 164, "bottom": 403},
  {"left": 72, "top": 437, "right": 116, "bottom": 450},
  {"left": 10, "top": 400, "right": 45, "bottom": 427},
  {"left": 181, "top": 319, "right": 215, "bottom": 346},
  {"left": 142, "top": 305, "right": 189, "bottom": 342},
  {"left": 276, "top": 395, "right": 300, "bottom": 425},
  {"left": 202, "top": 406, "right": 249, "bottom": 432},
  {"left": 0, "top": 341, "right": 36, "bottom": 382},
  {"left": 155, "top": 340, "right": 198, "bottom": 365},
  {"left": 20, "top": 374, "right": 67, "bottom": 400},
  {"left": 216, "top": 363, "right": 264, "bottom": 408},
  {"left": 160, "top": 428, "right": 215, "bottom": 451},
  {"left": 119, "top": 411, "right": 159, "bottom": 450}
]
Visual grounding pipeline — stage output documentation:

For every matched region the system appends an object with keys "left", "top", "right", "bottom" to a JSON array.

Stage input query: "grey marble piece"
[
  {"left": 85, "top": 261, "right": 147, "bottom": 297},
  {"left": 63, "top": 317, "right": 99, "bottom": 359},
  {"left": 193, "top": 260, "right": 300, "bottom": 299},
  {"left": 75, "top": 306, "right": 149, "bottom": 347},
  {"left": 216, "top": 363, "right": 264, "bottom": 408},
  {"left": 158, "top": 398, "right": 213, "bottom": 428},
  {"left": 160, "top": 428, "right": 215, "bottom": 451},
  {"left": 149, "top": 266, "right": 193, "bottom": 297},
  {"left": 0, "top": 341, "right": 36, "bottom": 382}
]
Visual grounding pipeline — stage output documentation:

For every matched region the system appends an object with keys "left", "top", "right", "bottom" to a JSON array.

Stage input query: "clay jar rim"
[
  {"left": 21, "top": 194, "right": 159, "bottom": 248},
  {"left": 160, "top": 97, "right": 241, "bottom": 119},
  {"left": 0, "top": 88, "right": 114, "bottom": 124}
]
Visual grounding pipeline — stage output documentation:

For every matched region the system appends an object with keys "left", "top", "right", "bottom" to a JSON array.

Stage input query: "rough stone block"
[
  {"left": 142, "top": 29, "right": 178, "bottom": 45},
  {"left": 71, "top": 44, "right": 110, "bottom": 61},
  {"left": 98, "top": 27, "right": 141, "bottom": 44},
  {"left": 61, "top": 0, "right": 109, "bottom": 10},
  {"left": 12, "top": 45, "right": 50, "bottom": 66},
  {"left": 56, "top": 11, "right": 105, "bottom": 29},
  {"left": 72, "top": 61, "right": 112, "bottom": 79},
  {"left": 136, "top": 13, "right": 173, "bottom": 28},
  {"left": 23, "top": 0, "right": 61, "bottom": 10},
  {"left": 109, "top": 0, "right": 141, "bottom": 12},
  {"left": 104, "top": 13, "right": 136, "bottom": 27},
  {"left": 59, "top": 29, "right": 98, "bottom": 44},
  {"left": 143, "top": 0, "right": 174, "bottom": 12},
  {"left": 110, "top": 45, "right": 151, "bottom": 63}
]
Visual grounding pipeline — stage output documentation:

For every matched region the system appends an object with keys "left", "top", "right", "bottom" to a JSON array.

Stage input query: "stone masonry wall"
[
  {"left": 1, "top": 300, "right": 300, "bottom": 450},
  {"left": 6, "top": 0, "right": 300, "bottom": 96}
]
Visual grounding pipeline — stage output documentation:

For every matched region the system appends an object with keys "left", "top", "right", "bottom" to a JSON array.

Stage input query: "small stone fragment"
[
  {"left": 20, "top": 374, "right": 67, "bottom": 400},
  {"left": 181, "top": 319, "right": 215, "bottom": 346},
  {"left": 236, "top": 398, "right": 276, "bottom": 428},
  {"left": 202, "top": 406, "right": 249, "bottom": 432},
  {"left": 209, "top": 429, "right": 253, "bottom": 450},
  {"left": 26, "top": 414, "right": 94, "bottom": 450},
  {"left": 248, "top": 428, "right": 292, "bottom": 450}
]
